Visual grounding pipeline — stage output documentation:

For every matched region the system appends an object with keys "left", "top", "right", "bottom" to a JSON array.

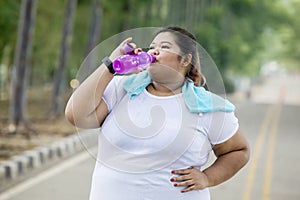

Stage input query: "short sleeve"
[
  {"left": 102, "top": 76, "right": 126, "bottom": 113},
  {"left": 206, "top": 111, "right": 239, "bottom": 145}
]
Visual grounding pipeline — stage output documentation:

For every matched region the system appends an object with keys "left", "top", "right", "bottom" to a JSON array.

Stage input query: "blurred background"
[
  {"left": 0, "top": 0, "right": 299, "bottom": 199},
  {"left": 0, "top": 0, "right": 299, "bottom": 131}
]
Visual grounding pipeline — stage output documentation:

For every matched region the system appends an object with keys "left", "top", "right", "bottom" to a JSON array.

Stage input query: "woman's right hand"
[
  {"left": 109, "top": 37, "right": 144, "bottom": 74},
  {"left": 109, "top": 37, "right": 143, "bottom": 60},
  {"left": 109, "top": 37, "right": 133, "bottom": 61}
]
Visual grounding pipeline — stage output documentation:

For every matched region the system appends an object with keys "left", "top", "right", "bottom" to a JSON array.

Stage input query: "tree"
[
  {"left": 9, "top": 0, "right": 37, "bottom": 134},
  {"left": 85, "top": 0, "right": 102, "bottom": 56},
  {"left": 51, "top": 0, "right": 77, "bottom": 115},
  {"left": 0, "top": 0, "right": 20, "bottom": 65},
  {"left": 79, "top": 0, "right": 103, "bottom": 80}
]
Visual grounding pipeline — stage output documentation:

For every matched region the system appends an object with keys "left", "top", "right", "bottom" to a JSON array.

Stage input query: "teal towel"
[{"left": 122, "top": 71, "right": 235, "bottom": 113}]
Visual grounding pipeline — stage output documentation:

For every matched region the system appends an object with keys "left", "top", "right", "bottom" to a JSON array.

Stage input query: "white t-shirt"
[{"left": 89, "top": 77, "right": 239, "bottom": 200}]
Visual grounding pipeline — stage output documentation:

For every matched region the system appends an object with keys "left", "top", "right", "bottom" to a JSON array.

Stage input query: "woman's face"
[{"left": 147, "top": 32, "right": 186, "bottom": 85}]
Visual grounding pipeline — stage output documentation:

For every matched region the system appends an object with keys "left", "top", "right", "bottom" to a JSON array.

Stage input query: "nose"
[{"left": 148, "top": 49, "right": 159, "bottom": 56}]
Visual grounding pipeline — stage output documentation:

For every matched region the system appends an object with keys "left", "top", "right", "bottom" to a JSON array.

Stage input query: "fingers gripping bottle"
[{"left": 112, "top": 44, "right": 156, "bottom": 74}]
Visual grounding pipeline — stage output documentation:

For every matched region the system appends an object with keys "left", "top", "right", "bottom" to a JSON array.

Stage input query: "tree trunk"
[
  {"left": 185, "top": 0, "right": 197, "bottom": 29},
  {"left": 51, "top": 0, "right": 77, "bottom": 115},
  {"left": 85, "top": 0, "right": 102, "bottom": 56},
  {"left": 0, "top": 45, "right": 11, "bottom": 100},
  {"left": 200, "top": 0, "right": 207, "bottom": 23},
  {"left": 120, "top": 0, "right": 130, "bottom": 32},
  {"left": 81, "top": 0, "right": 103, "bottom": 78},
  {"left": 167, "top": 0, "right": 183, "bottom": 25},
  {"left": 9, "top": 0, "right": 36, "bottom": 134}
]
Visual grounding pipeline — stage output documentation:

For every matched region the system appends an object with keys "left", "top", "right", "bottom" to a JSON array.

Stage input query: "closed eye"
[{"left": 161, "top": 45, "right": 170, "bottom": 49}]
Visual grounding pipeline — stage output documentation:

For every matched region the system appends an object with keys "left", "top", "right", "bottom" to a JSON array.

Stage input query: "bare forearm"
[
  {"left": 65, "top": 37, "right": 138, "bottom": 127},
  {"left": 203, "top": 149, "right": 249, "bottom": 187}
]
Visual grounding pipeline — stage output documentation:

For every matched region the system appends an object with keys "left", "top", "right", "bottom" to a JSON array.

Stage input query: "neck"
[{"left": 147, "top": 81, "right": 184, "bottom": 96}]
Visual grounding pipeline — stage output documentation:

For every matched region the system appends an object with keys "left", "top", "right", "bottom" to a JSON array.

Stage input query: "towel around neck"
[{"left": 122, "top": 71, "right": 235, "bottom": 113}]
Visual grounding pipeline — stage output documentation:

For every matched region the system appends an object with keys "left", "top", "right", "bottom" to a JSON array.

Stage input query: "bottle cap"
[{"left": 123, "top": 43, "right": 134, "bottom": 54}]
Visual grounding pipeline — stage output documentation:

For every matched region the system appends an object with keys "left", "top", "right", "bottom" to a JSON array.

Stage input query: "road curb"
[{"left": 0, "top": 130, "right": 98, "bottom": 192}]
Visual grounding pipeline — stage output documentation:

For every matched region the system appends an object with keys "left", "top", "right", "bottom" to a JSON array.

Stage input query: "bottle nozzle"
[{"left": 150, "top": 54, "right": 156, "bottom": 63}]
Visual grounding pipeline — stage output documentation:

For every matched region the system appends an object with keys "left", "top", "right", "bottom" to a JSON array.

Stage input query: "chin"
[
  {"left": 147, "top": 64, "right": 161, "bottom": 76},
  {"left": 148, "top": 63, "right": 182, "bottom": 82}
]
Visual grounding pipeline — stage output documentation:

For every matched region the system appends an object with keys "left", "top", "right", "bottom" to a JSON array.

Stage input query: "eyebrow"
[
  {"left": 146, "top": 41, "right": 172, "bottom": 51},
  {"left": 150, "top": 41, "right": 173, "bottom": 45}
]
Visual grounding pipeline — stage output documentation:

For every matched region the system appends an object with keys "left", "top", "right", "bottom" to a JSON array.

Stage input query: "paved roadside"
[
  {"left": 0, "top": 130, "right": 98, "bottom": 193},
  {"left": 0, "top": 146, "right": 97, "bottom": 200}
]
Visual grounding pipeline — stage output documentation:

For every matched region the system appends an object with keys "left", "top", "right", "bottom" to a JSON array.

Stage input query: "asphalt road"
[
  {"left": 210, "top": 103, "right": 300, "bottom": 200},
  {"left": 1, "top": 73, "right": 299, "bottom": 200}
]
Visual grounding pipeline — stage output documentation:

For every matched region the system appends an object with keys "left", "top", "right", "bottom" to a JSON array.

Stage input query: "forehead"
[{"left": 151, "top": 32, "right": 177, "bottom": 44}]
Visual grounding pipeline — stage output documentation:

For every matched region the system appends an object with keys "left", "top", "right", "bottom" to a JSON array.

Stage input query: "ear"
[{"left": 181, "top": 54, "right": 192, "bottom": 67}]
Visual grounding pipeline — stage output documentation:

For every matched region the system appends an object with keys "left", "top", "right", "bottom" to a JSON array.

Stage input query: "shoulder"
[{"left": 200, "top": 111, "right": 238, "bottom": 127}]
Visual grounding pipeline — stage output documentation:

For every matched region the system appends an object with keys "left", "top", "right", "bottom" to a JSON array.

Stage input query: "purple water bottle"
[{"left": 113, "top": 44, "right": 156, "bottom": 74}]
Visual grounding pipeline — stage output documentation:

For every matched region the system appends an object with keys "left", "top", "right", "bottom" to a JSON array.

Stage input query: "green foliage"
[
  {"left": 282, "top": 1, "right": 300, "bottom": 69},
  {"left": 0, "top": 0, "right": 20, "bottom": 64},
  {"left": 227, "top": 0, "right": 255, "bottom": 16},
  {"left": 32, "top": 0, "right": 65, "bottom": 85},
  {"left": 0, "top": 0, "right": 299, "bottom": 92}
]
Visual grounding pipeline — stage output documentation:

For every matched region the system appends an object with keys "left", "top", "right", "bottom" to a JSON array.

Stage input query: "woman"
[{"left": 65, "top": 26, "right": 250, "bottom": 199}]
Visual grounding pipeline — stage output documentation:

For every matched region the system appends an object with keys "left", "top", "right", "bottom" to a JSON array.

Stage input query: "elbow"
[
  {"left": 65, "top": 104, "right": 76, "bottom": 126},
  {"left": 64, "top": 98, "right": 107, "bottom": 129},
  {"left": 241, "top": 142, "right": 251, "bottom": 167},
  {"left": 64, "top": 104, "right": 101, "bottom": 129},
  {"left": 64, "top": 108, "right": 89, "bottom": 128},
  {"left": 64, "top": 105, "right": 87, "bottom": 128}
]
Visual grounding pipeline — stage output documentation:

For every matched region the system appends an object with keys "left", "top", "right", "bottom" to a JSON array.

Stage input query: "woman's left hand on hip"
[{"left": 170, "top": 166, "right": 209, "bottom": 193}]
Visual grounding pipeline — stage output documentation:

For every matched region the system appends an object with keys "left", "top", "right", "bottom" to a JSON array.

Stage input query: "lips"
[{"left": 152, "top": 56, "right": 158, "bottom": 63}]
